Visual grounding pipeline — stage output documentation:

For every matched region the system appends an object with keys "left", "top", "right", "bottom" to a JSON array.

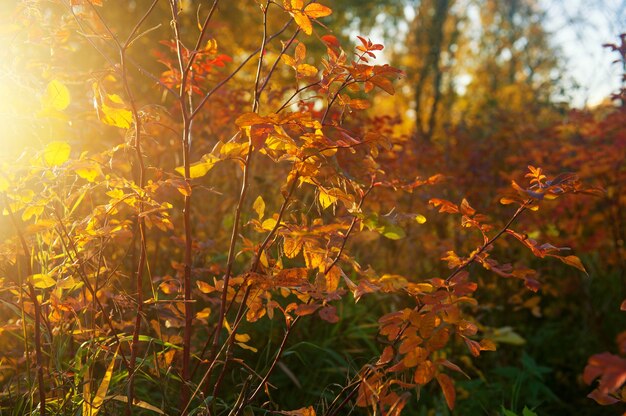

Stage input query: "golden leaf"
[
  {"left": 30, "top": 273, "right": 56, "bottom": 289},
  {"left": 41, "top": 80, "right": 70, "bottom": 112},
  {"left": 304, "top": 3, "right": 332, "bottom": 18},
  {"left": 100, "top": 94, "right": 133, "bottom": 129},
  {"left": 296, "top": 63, "right": 318, "bottom": 77},
  {"left": 43, "top": 141, "right": 71, "bottom": 166},
  {"left": 293, "top": 11, "right": 312, "bottom": 35},
  {"left": 253, "top": 195, "right": 265, "bottom": 220}
]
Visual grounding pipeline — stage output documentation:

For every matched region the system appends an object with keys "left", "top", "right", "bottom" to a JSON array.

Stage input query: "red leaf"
[{"left": 321, "top": 35, "right": 340, "bottom": 49}]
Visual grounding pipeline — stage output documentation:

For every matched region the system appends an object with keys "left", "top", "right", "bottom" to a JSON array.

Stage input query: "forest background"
[{"left": 0, "top": 0, "right": 625, "bottom": 415}]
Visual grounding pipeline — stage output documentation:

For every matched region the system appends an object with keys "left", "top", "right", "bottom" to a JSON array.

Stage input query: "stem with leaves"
[{"left": 4, "top": 196, "right": 46, "bottom": 416}]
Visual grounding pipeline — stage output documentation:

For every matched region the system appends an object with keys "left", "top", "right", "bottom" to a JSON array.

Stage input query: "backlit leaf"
[
  {"left": 88, "top": 348, "right": 118, "bottom": 416},
  {"left": 196, "top": 280, "right": 215, "bottom": 294},
  {"left": 304, "top": 3, "right": 332, "bottom": 18},
  {"left": 318, "top": 189, "right": 337, "bottom": 209},
  {"left": 175, "top": 155, "right": 219, "bottom": 179},
  {"left": 30, "top": 273, "right": 56, "bottom": 289},
  {"left": 253, "top": 195, "right": 265, "bottom": 219},
  {"left": 382, "top": 224, "right": 405, "bottom": 240},
  {"left": 557, "top": 255, "right": 588, "bottom": 274},
  {"left": 293, "top": 11, "right": 312, "bottom": 35},
  {"left": 100, "top": 94, "right": 133, "bottom": 129},
  {"left": 43, "top": 141, "right": 71, "bottom": 166},
  {"left": 41, "top": 80, "right": 70, "bottom": 111},
  {"left": 236, "top": 342, "right": 258, "bottom": 352}
]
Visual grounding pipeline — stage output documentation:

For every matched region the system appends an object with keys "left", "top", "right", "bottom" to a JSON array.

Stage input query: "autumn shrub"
[{"left": 0, "top": 2, "right": 606, "bottom": 416}]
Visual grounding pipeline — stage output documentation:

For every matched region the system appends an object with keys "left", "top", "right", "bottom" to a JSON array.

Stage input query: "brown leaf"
[{"left": 318, "top": 305, "right": 339, "bottom": 323}]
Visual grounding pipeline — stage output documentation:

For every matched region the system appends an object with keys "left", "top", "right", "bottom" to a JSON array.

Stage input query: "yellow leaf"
[
  {"left": 0, "top": 176, "right": 8, "bottom": 192},
  {"left": 196, "top": 307, "right": 211, "bottom": 320},
  {"left": 283, "top": 236, "right": 303, "bottom": 258},
  {"left": 22, "top": 204, "right": 44, "bottom": 221},
  {"left": 293, "top": 11, "right": 312, "bottom": 35},
  {"left": 196, "top": 280, "right": 215, "bottom": 294},
  {"left": 74, "top": 161, "right": 101, "bottom": 182},
  {"left": 296, "top": 63, "right": 318, "bottom": 77},
  {"left": 90, "top": 348, "right": 118, "bottom": 416},
  {"left": 41, "top": 80, "right": 70, "bottom": 111},
  {"left": 175, "top": 155, "right": 219, "bottom": 179},
  {"left": 318, "top": 189, "right": 337, "bottom": 209},
  {"left": 100, "top": 94, "right": 133, "bottom": 129},
  {"left": 30, "top": 273, "right": 56, "bottom": 289},
  {"left": 304, "top": 3, "right": 332, "bottom": 18},
  {"left": 110, "top": 396, "right": 165, "bottom": 414},
  {"left": 260, "top": 251, "right": 269, "bottom": 268},
  {"left": 236, "top": 342, "right": 258, "bottom": 352},
  {"left": 253, "top": 195, "right": 265, "bottom": 220},
  {"left": 43, "top": 141, "right": 71, "bottom": 166},
  {"left": 289, "top": 0, "right": 304, "bottom": 9},
  {"left": 281, "top": 54, "right": 297, "bottom": 68},
  {"left": 234, "top": 333, "right": 251, "bottom": 343},
  {"left": 220, "top": 141, "right": 249, "bottom": 158},
  {"left": 262, "top": 218, "right": 277, "bottom": 231},
  {"left": 303, "top": 242, "right": 324, "bottom": 269},
  {"left": 415, "top": 214, "right": 427, "bottom": 224}
]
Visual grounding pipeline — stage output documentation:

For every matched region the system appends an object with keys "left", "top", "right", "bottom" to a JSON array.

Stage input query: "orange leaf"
[
  {"left": 436, "top": 373, "right": 456, "bottom": 410},
  {"left": 196, "top": 280, "right": 215, "bottom": 294},
  {"left": 235, "top": 112, "right": 268, "bottom": 127},
  {"left": 274, "top": 268, "right": 308, "bottom": 287},
  {"left": 295, "top": 303, "right": 320, "bottom": 317},
  {"left": 304, "top": 3, "right": 332, "bottom": 18},
  {"left": 464, "top": 338, "right": 481, "bottom": 357},
  {"left": 558, "top": 255, "right": 588, "bottom": 275},
  {"left": 377, "top": 346, "right": 394, "bottom": 366},
  {"left": 293, "top": 11, "right": 312, "bottom": 35},
  {"left": 414, "top": 360, "right": 435, "bottom": 385},
  {"left": 419, "top": 312, "right": 437, "bottom": 338},
  {"left": 277, "top": 406, "right": 316, "bottom": 416}
]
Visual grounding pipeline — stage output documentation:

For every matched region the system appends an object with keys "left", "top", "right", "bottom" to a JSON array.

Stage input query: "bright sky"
[
  {"left": 398, "top": 0, "right": 626, "bottom": 108},
  {"left": 541, "top": 0, "right": 626, "bottom": 107}
]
